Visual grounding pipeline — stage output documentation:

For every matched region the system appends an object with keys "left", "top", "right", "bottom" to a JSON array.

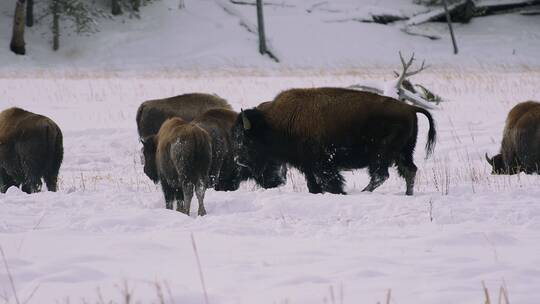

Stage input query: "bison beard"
[{"left": 233, "top": 88, "right": 436, "bottom": 195}]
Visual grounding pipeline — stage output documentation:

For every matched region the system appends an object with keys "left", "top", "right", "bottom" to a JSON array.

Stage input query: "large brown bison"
[
  {"left": 486, "top": 101, "right": 540, "bottom": 174},
  {"left": 233, "top": 87, "right": 436, "bottom": 195},
  {"left": 137, "top": 93, "right": 287, "bottom": 189},
  {"left": 0, "top": 107, "right": 63, "bottom": 194}
]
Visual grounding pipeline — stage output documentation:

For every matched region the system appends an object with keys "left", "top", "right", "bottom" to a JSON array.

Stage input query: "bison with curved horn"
[
  {"left": 137, "top": 93, "right": 286, "bottom": 189},
  {"left": 486, "top": 101, "right": 540, "bottom": 174},
  {"left": 142, "top": 109, "right": 249, "bottom": 214},
  {"left": 233, "top": 87, "right": 436, "bottom": 195},
  {"left": 0, "top": 107, "right": 63, "bottom": 194}
]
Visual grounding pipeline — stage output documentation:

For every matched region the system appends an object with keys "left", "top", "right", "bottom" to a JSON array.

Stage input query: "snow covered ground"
[{"left": 1, "top": 70, "right": 540, "bottom": 303}]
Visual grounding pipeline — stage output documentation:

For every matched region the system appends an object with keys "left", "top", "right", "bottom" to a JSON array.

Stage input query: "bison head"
[
  {"left": 231, "top": 109, "right": 286, "bottom": 188},
  {"left": 141, "top": 135, "right": 159, "bottom": 183},
  {"left": 485, "top": 153, "right": 514, "bottom": 175}
]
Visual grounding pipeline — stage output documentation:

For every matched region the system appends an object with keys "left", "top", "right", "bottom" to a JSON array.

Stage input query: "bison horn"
[
  {"left": 241, "top": 109, "right": 251, "bottom": 130},
  {"left": 485, "top": 153, "right": 494, "bottom": 166}
]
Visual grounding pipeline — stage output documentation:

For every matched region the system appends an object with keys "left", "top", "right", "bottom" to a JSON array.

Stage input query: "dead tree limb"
[{"left": 442, "top": 0, "right": 459, "bottom": 54}]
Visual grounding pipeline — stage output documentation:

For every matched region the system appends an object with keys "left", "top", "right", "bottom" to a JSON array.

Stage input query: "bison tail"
[
  {"left": 46, "top": 123, "right": 64, "bottom": 180},
  {"left": 415, "top": 107, "right": 436, "bottom": 159}
]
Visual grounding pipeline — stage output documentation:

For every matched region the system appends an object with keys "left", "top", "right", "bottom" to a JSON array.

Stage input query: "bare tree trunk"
[
  {"left": 442, "top": 0, "right": 459, "bottom": 54},
  {"left": 10, "top": 0, "right": 27, "bottom": 55},
  {"left": 112, "top": 0, "right": 122, "bottom": 15},
  {"left": 26, "top": 0, "right": 34, "bottom": 27},
  {"left": 256, "top": 0, "right": 267, "bottom": 55},
  {"left": 52, "top": 0, "right": 60, "bottom": 51},
  {"left": 132, "top": 0, "right": 141, "bottom": 12}
]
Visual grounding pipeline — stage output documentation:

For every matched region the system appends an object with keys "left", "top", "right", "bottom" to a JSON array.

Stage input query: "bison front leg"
[
  {"left": 316, "top": 165, "right": 345, "bottom": 194},
  {"left": 362, "top": 156, "right": 390, "bottom": 193},
  {"left": 0, "top": 169, "right": 16, "bottom": 193}
]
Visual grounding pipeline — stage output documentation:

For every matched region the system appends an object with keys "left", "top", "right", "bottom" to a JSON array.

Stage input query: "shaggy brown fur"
[
  {"left": 0, "top": 107, "right": 63, "bottom": 193},
  {"left": 233, "top": 87, "right": 436, "bottom": 195},
  {"left": 136, "top": 93, "right": 231, "bottom": 139},
  {"left": 152, "top": 117, "right": 212, "bottom": 215},
  {"left": 486, "top": 101, "right": 540, "bottom": 174},
  {"left": 137, "top": 93, "right": 231, "bottom": 183}
]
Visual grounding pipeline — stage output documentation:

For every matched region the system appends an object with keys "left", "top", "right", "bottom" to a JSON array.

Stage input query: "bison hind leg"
[
  {"left": 195, "top": 181, "right": 207, "bottom": 216},
  {"left": 396, "top": 157, "right": 417, "bottom": 196},
  {"left": 181, "top": 182, "right": 194, "bottom": 216},
  {"left": 44, "top": 174, "right": 58, "bottom": 192},
  {"left": 161, "top": 182, "right": 176, "bottom": 210}
]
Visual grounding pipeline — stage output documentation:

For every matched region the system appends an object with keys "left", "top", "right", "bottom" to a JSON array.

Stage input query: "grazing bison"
[
  {"left": 0, "top": 107, "right": 63, "bottom": 194},
  {"left": 137, "top": 93, "right": 287, "bottom": 189},
  {"left": 137, "top": 93, "right": 231, "bottom": 182},
  {"left": 486, "top": 101, "right": 540, "bottom": 174},
  {"left": 233, "top": 87, "right": 436, "bottom": 195},
  {"left": 142, "top": 109, "right": 255, "bottom": 214}
]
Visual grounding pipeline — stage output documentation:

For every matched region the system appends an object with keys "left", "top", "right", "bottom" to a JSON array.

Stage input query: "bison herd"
[{"left": 0, "top": 86, "right": 539, "bottom": 216}]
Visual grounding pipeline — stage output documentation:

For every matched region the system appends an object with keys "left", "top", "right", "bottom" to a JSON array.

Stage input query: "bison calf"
[
  {"left": 233, "top": 88, "right": 436, "bottom": 195},
  {"left": 486, "top": 101, "right": 540, "bottom": 174},
  {"left": 0, "top": 107, "right": 63, "bottom": 194},
  {"left": 143, "top": 117, "right": 211, "bottom": 215}
]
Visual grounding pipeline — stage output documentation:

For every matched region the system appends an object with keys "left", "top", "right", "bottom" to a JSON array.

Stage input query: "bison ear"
[
  {"left": 485, "top": 153, "right": 494, "bottom": 166},
  {"left": 241, "top": 109, "right": 251, "bottom": 131}
]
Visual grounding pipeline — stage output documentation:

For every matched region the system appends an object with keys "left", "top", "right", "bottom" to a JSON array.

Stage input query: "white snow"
[{"left": 1, "top": 70, "right": 540, "bottom": 303}]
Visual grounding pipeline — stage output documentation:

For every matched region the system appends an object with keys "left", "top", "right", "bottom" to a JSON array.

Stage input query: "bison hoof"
[{"left": 198, "top": 208, "right": 207, "bottom": 216}]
